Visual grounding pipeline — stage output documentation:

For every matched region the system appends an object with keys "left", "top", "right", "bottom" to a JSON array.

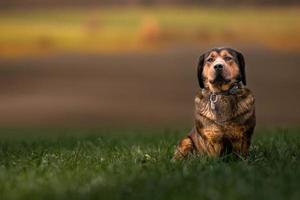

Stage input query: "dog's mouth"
[{"left": 209, "top": 73, "right": 230, "bottom": 84}]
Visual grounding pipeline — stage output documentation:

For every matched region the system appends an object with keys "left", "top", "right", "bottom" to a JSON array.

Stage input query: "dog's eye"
[
  {"left": 206, "top": 58, "right": 214, "bottom": 63},
  {"left": 224, "top": 56, "right": 232, "bottom": 61}
]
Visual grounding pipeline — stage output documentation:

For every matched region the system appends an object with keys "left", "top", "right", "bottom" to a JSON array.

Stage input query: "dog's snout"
[{"left": 214, "top": 64, "right": 223, "bottom": 71}]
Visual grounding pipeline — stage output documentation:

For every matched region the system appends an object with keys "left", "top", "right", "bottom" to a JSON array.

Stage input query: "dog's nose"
[{"left": 214, "top": 64, "right": 223, "bottom": 71}]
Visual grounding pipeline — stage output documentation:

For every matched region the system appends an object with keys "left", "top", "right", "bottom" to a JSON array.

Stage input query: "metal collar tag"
[{"left": 210, "top": 93, "right": 218, "bottom": 110}]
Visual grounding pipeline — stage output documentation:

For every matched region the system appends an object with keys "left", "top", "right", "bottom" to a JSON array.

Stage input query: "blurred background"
[{"left": 0, "top": 0, "right": 299, "bottom": 128}]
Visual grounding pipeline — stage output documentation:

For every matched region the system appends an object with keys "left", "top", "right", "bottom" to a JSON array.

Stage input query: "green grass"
[{"left": 0, "top": 127, "right": 299, "bottom": 200}]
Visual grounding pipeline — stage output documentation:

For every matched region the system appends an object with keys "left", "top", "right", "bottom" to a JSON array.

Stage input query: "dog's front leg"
[
  {"left": 232, "top": 138, "right": 250, "bottom": 159},
  {"left": 173, "top": 137, "right": 194, "bottom": 160}
]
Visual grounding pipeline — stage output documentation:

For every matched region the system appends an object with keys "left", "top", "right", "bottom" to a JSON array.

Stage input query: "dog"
[{"left": 174, "top": 47, "right": 255, "bottom": 160}]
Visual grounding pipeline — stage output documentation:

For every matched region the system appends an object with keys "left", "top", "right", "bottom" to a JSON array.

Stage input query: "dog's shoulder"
[
  {"left": 236, "top": 87, "right": 255, "bottom": 110},
  {"left": 234, "top": 87, "right": 256, "bottom": 127},
  {"left": 194, "top": 89, "right": 208, "bottom": 104},
  {"left": 238, "top": 87, "right": 254, "bottom": 99}
]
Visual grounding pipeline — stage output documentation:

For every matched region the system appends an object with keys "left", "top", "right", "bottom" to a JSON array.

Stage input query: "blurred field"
[
  {"left": 0, "top": 7, "right": 300, "bottom": 57},
  {"left": 0, "top": 127, "right": 299, "bottom": 200},
  {"left": 0, "top": 47, "right": 299, "bottom": 127}
]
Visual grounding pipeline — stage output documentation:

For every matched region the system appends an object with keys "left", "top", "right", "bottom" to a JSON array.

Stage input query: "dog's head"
[{"left": 197, "top": 47, "right": 246, "bottom": 92}]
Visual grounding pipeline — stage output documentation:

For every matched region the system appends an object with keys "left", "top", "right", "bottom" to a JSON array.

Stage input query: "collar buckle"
[{"left": 229, "top": 84, "right": 239, "bottom": 94}]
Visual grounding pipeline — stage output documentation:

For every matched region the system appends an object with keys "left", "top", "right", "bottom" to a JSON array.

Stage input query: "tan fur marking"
[{"left": 173, "top": 137, "right": 193, "bottom": 160}]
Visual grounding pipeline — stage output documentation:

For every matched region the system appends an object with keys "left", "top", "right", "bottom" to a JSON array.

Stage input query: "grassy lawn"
[
  {"left": 0, "top": 127, "right": 299, "bottom": 200},
  {"left": 0, "top": 7, "right": 300, "bottom": 57}
]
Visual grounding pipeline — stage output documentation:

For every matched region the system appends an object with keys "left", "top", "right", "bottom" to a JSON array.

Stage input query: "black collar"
[
  {"left": 203, "top": 82, "right": 242, "bottom": 96},
  {"left": 202, "top": 82, "right": 242, "bottom": 110}
]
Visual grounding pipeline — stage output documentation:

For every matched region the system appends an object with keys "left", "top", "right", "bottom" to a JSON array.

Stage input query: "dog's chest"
[
  {"left": 211, "top": 95, "right": 237, "bottom": 122},
  {"left": 194, "top": 91, "right": 255, "bottom": 141},
  {"left": 200, "top": 119, "right": 244, "bottom": 142},
  {"left": 195, "top": 94, "right": 238, "bottom": 124}
]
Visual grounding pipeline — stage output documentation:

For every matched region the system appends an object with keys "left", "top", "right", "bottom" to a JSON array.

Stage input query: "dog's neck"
[
  {"left": 199, "top": 82, "right": 243, "bottom": 124},
  {"left": 203, "top": 82, "right": 242, "bottom": 96}
]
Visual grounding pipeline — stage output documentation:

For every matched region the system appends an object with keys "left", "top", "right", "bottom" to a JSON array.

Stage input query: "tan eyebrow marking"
[
  {"left": 209, "top": 51, "right": 218, "bottom": 57},
  {"left": 220, "top": 50, "right": 233, "bottom": 57}
]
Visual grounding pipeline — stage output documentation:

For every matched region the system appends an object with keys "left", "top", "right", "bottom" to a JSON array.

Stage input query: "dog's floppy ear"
[
  {"left": 197, "top": 53, "right": 206, "bottom": 88},
  {"left": 235, "top": 50, "right": 246, "bottom": 85}
]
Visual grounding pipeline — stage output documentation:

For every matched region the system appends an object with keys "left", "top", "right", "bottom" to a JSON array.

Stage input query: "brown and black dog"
[{"left": 174, "top": 47, "right": 255, "bottom": 160}]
